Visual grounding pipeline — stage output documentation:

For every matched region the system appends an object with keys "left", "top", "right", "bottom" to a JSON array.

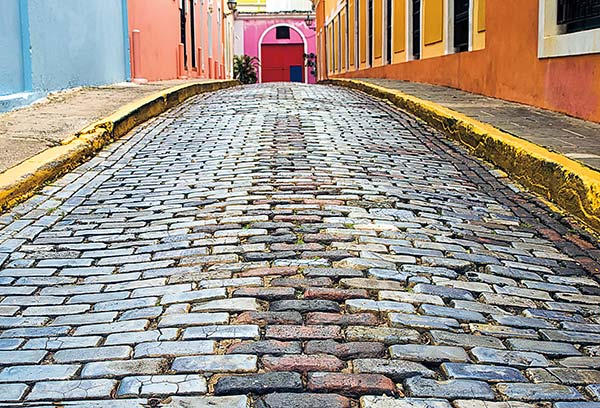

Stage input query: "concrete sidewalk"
[
  {"left": 0, "top": 79, "right": 212, "bottom": 173},
  {"left": 357, "top": 79, "right": 600, "bottom": 171}
]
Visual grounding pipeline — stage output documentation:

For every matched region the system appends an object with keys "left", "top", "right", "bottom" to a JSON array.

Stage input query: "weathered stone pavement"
[{"left": 0, "top": 83, "right": 600, "bottom": 407}]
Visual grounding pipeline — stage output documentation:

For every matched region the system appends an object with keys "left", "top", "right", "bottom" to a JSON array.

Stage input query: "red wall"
[{"left": 333, "top": 0, "right": 600, "bottom": 123}]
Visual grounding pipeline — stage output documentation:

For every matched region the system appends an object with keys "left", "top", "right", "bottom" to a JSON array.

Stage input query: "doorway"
[{"left": 261, "top": 44, "right": 305, "bottom": 83}]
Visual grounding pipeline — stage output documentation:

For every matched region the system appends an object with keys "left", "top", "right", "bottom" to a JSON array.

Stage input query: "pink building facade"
[
  {"left": 234, "top": 14, "right": 317, "bottom": 84},
  {"left": 127, "top": 0, "right": 230, "bottom": 82}
]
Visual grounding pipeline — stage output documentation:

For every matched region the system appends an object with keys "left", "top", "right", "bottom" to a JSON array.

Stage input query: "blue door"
[{"left": 290, "top": 65, "right": 303, "bottom": 83}]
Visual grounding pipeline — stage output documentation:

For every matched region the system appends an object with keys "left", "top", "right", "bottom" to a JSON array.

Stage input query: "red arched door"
[{"left": 261, "top": 44, "right": 305, "bottom": 83}]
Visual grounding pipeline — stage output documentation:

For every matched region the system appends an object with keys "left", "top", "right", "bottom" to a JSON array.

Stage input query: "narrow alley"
[{"left": 0, "top": 84, "right": 599, "bottom": 407}]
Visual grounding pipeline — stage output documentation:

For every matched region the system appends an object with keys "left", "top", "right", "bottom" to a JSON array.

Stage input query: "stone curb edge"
[
  {"left": 323, "top": 78, "right": 600, "bottom": 232},
  {"left": 0, "top": 79, "right": 240, "bottom": 213}
]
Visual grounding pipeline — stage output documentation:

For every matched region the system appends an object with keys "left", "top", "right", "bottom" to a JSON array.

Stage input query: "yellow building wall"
[
  {"left": 359, "top": 0, "right": 367, "bottom": 67},
  {"left": 349, "top": 0, "right": 356, "bottom": 69},
  {"left": 341, "top": 9, "right": 347, "bottom": 71},
  {"left": 473, "top": 0, "right": 486, "bottom": 51},
  {"left": 334, "top": 15, "right": 340, "bottom": 72},
  {"left": 324, "top": 0, "right": 339, "bottom": 20},
  {"left": 422, "top": 0, "right": 446, "bottom": 59},
  {"left": 333, "top": 18, "right": 338, "bottom": 73},
  {"left": 392, "top": 0, "right": 407, "bottom": 63},
  {"left": 236, "top": 0, "right": 267, "bottom": 12},
  {"left": 373, "top": 0, "right": 383, "bottom": 66},
  {"left": 327, "top": 24, "right": 333, "bottom": 74}
]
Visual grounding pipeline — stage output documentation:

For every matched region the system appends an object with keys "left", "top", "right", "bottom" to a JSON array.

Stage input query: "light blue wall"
[
  {"left": 28, "top": 0, "right": 127, "bottom": 92},
  {"left": 0, "top": 0, "right": 129, "bottom": 112},
  {"left": 0, "top": 0, "right": 25, "bottom": 96}
]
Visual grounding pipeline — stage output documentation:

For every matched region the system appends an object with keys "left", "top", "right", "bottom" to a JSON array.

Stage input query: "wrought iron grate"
[{"left": 557, "top": 0, "right": 600, "bottom": 26}]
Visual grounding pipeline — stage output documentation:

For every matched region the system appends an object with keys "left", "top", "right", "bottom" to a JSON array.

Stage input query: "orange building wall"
[{"left": 330, "top": 0, "right": 600, "bottom": 123}]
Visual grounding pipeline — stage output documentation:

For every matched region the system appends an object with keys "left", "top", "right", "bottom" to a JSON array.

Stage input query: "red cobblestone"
[
  {"left": 305, "top": 312, "right": 379, "bottom": 326},
  {"left": 271, "top": 277, "right": 333, "bottom": 288},
  {"left": 566, "top": 233, "right": 596, "bottom": 250},
  {"left": 266, "top": 325, "right": 342, "bottom": 340},
  {"left": 539, "top": 228, "right": 563, "bottom": 242},
  {"left": 259, "top": 393, "right": 351, "bottom": 408},
  {"left": 307, "top": 372, "right": 396, "bottom": 396},
  {"left": 271, "top": 243, "right": 325, "bottom": 251},
  {"left": 274, "top": 215, "right": 322, "bottom": 223},
  {"left": 234, "top": 311, "right": 302, "bottom": 326},
  {"left": 233, "top": 287, "right": 296, "bottom": 300},
  {"left": 303, "top": 199, "right": 345, "bottom": 205},
  {"left": 303, "top": 233, "right": 354, "bottom": 243},
  {"left": 238, "top": 267, "right": 298, "bottom": 277},
  {"left": 227, "top": 340, "right": 301, "bottom": 355},
  {"left": 304, "top": 287, "right": 368, "bottom": 301},
  {"left": 262, "top": 354, "right": 346, "bottom": 373},
  {"left": 304, "top": 340, "right": 386, "bottom": 359}
]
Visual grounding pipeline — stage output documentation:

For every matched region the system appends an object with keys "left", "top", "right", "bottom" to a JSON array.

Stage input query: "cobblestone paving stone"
[{"left": 0, "top": 83, "right": 599, "bottom": 407}]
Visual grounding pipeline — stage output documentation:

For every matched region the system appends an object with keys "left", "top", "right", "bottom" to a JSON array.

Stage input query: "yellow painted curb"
[
  {"left": 0, "top": 80, "right": 240, "bottom": 213},
  {"left": 324, "top": 78, "right": 600, "bottom": 232}
]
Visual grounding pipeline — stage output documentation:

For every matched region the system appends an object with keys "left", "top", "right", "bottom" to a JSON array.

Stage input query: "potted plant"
[{"left": 233, "top": 55, "right": 260, "bottom": 84}]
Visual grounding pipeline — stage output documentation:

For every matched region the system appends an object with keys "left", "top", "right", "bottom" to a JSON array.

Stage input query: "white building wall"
[
  {"left": 266, "top": 0, "right": 312, "bottom": 12},
  {"left": 233, "top": 19, "right": 245, "bottom": 56}
]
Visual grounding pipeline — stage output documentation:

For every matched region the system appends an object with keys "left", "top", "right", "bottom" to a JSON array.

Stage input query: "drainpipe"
[
  {"left": 19, "top": 0, "right": 32, "bottom": 91},
  {"left": 121, "top": 0, "right": 132, "bottom": 82},
  {"left": 131, "top": 30, "right": 147, "bottom": 83}
]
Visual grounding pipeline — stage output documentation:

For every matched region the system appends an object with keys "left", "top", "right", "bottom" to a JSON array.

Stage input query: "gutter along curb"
[
  {"left": 0, "top": 79, "right": 240, "bottom": 213},
  {"left": 324, "top": 78, "right": 600, "bottom": 232}
]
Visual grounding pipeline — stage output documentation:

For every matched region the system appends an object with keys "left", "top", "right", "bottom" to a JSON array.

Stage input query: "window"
[
  {"left": 346, "top": 4, "right": 350, "bottom": 69},
  {"left": 454, "top": 0, "right": 470, "bottom": 52},
  {"left": 180, "top": 0, "right": 187, "bottom": 68},
  {"left": 368, "top": 0, "right": 373, "bottom": 65},
  {"left": 539, "top": 0, "right": 600, "bottom": 58},
  {"left": 356, "top": 0, "right": 360, "bottom": 67},
  {"left": 412, "top": 0, "right": 421, "bottom": 59},
  {"left": 558, "top": 0, "right": 600, "bottom": 33},
  {"left": 386, "top": 0, "right": 393, "bottom": 64},
  {"left": 190, "top": 0, "right": 196, "bottom": 68},
  {"left": 276, "top": 26, "right": 291, "bottom": 39}
]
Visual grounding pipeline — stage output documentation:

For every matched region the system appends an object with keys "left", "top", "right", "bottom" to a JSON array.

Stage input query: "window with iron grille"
[
  {"left": 386, "top": 0, "right": 392, "bottom": 64},
  {"left": 454, "top": 0, "right": 470, "bottom": 52},
  {"left": 368, "top": 0, "right": 373, "bottom": 66},
  {"left": 557, "top": 0, "right": 600, "bottom": 33},
  {"left": 276, "top": 26, "right": 290, "bottom": 39},
  {"left": 412, "top": 0, "right": 421, "bottom": 60}
]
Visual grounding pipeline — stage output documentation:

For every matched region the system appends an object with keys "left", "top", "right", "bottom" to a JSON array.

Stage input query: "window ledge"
[
  {"left": 538, "top": 0, "right": 600, "bottom": 58},
  {"left": 539, "top": 28, "right": 600, "bottom": 58}
]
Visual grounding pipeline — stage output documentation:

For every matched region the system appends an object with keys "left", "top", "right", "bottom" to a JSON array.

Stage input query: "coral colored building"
[
  {"left": 127, "top": 0, "right": 231, "bottom": 82},
  {"left": 314, "top": 0, "right": 600, "bottom": 123}
]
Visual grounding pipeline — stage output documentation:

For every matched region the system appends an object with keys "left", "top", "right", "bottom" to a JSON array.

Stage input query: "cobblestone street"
[{"left": 1, "top": 83, "right": 600, "bottom": 407}]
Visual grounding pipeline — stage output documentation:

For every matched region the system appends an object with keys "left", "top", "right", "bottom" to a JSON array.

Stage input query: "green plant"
[
  {"left": 304, "top": 52, "right": 317, "bottom": 77},
  {"left": 233, "top": 55, "right": 260, "bottom": 84}
]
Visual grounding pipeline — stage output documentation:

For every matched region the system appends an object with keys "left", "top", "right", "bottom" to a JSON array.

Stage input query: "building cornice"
[{"left": 235, "top": 12, "right": 315, "bottom": 20}]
